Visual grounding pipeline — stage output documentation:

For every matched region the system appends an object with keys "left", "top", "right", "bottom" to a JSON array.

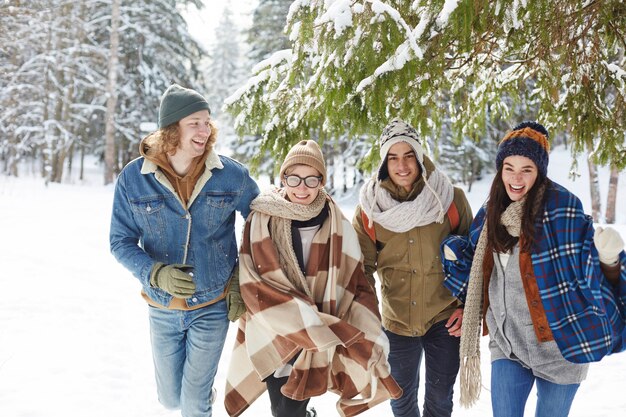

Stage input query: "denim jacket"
[{"left": 110, "top": 150, "right": 260, "bottom": 307}]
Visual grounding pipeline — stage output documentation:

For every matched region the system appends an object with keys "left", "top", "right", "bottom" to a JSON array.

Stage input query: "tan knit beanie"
[{"left": 279, "top": 140, "right": 327, "bottom": 186}]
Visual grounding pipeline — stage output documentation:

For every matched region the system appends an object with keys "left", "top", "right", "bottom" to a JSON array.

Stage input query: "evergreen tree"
[
  {"left": 226, "top": 0, "right": 626, "bottom": 172},
  {"left": 0, "top": 0, "right": 205, "bottom": 182},
  {"left": 0, "top": 0, "right": 106, "bottom": 183},
  {"left": 206, "top": 6, "right": 244, "bottom": 118},
  {"left": 229, "top": 0, "right": 293, "bottom": 182},
  {"left": 247, "top": 0, "right": 292, "bottom": 63},
  {"left": 105, "top": 0, "right": 206, "bottom": 169},
  {"left": 0, "top": 3, "right": 37, "bottom": 176}
]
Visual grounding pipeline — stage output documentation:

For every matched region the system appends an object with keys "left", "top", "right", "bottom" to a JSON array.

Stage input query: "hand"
[
  {"left": 226, "top": 292, "right": 246, "bottom": 322},
  {"left": 443, "top": 244, "right": 457, "bottom": 261},
  {"left": 594, "top": 227, "right": 624, "bottom": 265},
  {"left": 226, "top": 265, "right": 246, "bottom": 321},
  {"left": 445, "top": 308, "right": 463, "bottom": 337},
  {"left": 150, "top": 262, "right": 196, "bottom": 298}
]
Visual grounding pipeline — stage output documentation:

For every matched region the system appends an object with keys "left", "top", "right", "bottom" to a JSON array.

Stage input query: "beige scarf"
[
  {"left": 458, "top": 197, "right": 525, "bottom": 407},
  {"left": 250, "top": 188, "right": 327, "bottom": 298},
  {"left": 359, "top": 165, "right": 454, "bottom": 232}
]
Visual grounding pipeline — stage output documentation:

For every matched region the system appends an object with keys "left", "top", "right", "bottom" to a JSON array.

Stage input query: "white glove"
[
  {"left": 594, "top": 227, "right": 624, "bottom": 266},
  {"left": 443, "top": 244, "right": 457, "bottom": 261}
]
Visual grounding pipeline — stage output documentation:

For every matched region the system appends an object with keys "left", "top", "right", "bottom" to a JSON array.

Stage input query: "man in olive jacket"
[{"left": 352, "top": 118, "right": 472, "bottom": 417}]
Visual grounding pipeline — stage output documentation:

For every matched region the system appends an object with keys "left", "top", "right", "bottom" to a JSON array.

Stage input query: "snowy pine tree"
[
  {"left": 0, "top": 0, "right": 206, "bottom": 182},
  {"left": 226, "top": 0, "right": 626, "bottom": 173},
  {"left": 205, "top": 6, "right": 245, "bottom": 119},
  {"left": 228, "top": 0, "right": 293, "bottom": 184},
  {"left": 105, "top": 0, "right": 206, "bottom": 169},
  {"left": 247, "top": 0, "right": 292, "bottom": 63}
]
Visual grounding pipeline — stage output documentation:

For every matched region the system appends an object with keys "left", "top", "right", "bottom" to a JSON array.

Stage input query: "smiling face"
[
  {"left": 283, "top": 164, "right": 322, "bottom": 206},
  {"left": 386, "top": 141, "right": 420, "bottom": 192},
  {"left": 501, "top": 155, "right": 538, "bottom": 201},
  {"left": 176, "top": 110, "right": 212, "bottom": 159}
]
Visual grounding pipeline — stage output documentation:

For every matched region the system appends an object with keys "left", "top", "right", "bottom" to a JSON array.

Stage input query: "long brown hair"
[{"left": 486, "top": 165, "right": 548, "bottom": 253}]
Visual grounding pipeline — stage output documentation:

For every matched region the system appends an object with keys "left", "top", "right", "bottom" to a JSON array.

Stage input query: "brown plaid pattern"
[{"left": 224, "top": 199, "right": 401, "bottom": 416}]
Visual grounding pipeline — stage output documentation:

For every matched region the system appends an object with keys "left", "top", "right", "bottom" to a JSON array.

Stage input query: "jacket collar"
[
  {"left": 140, "top": 148, "right": 223, "bottom": 175},
  {"left": 140, "top": 149, "right": 224, "bottom": 207}
]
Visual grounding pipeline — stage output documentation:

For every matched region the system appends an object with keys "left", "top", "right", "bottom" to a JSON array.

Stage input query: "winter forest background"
[
  {"left": 1, "top": 1, "right": 626, "bottom": 417},
  {"left": 1, "top": 0, "right": 625, "bottom": 220}
]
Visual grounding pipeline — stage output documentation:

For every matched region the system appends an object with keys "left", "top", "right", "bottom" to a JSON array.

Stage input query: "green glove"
[
  {"left": 150, "top": 262, "right": 196, "bottom": 298},
  {"left": 226, "top": 265, "right": 246, "bottom": 321}
]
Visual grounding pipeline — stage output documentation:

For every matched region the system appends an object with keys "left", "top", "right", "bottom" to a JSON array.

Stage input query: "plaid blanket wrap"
[
  {"left": 224, "top": 198, "right": 401, "bottom": 417},
  {"left": 442, "top": 180, "right": 626, "bottom": 364}
]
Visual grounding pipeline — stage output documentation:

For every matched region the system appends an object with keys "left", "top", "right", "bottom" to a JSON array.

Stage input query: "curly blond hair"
[{"left": 144, "top": 119, "right": 219, "bottom": 156}]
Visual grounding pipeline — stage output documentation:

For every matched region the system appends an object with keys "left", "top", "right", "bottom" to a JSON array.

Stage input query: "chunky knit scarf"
[
  {"left": 359, "top": 167, "right": 454, "bottom": 232},
  {"left": 250, "top": 186, "right": 327, "bottom": 221},
  {"left": 458, "top": 197, "right": 524, "bottom": 407},
  {"left": 250, "top": 187, "right": 328, "bottom": 298}
]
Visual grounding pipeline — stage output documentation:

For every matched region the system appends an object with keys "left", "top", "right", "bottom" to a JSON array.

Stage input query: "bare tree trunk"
[
  {"left": 327, "top": 157, "right": 335, "bottom": 193},
  {"left": 7, "top": 147, "right": 18, "bottom": 176},
  {"left": 67, "top": 143, "right": 74, "bottom": 177},
  {"left": 80, "top": 144, "right": 85, "bottom": 181},
  {"left": 342, "top": 158, "right": 347, "bottom": 194},
  {"left": 605, "top": 167, "right": 619, "bottom": 224},
  {"left": 587, "top": 151, "right": 601, "bottom": 222},
  {"left": 52, "top": 147, "right": 66, "bottom": 183},
  {"left": 104, "top": 0, "right": 121, "bottom": 185}
]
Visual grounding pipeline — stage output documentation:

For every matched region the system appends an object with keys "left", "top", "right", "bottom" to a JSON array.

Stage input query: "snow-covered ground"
[{"left": 0, "top": 145, "right": 624, "bottom": 417}]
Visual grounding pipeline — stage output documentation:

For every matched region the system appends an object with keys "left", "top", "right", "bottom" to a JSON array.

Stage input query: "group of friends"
[{"left": 109, "top": 84, "right": 626, "bottom": 417}]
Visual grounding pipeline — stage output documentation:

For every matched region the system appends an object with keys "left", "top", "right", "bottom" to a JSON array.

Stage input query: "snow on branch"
[{"left": 224, "top": 49, "right": 292, "bottom": 106}]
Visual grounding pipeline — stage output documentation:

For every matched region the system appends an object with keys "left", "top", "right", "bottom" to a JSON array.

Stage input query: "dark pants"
[
  {"left": 264, "top": 372, "right": 310, "bottom": 417},
  {"left": 385, "top": 320, "right": 460, "bottom": 417}
]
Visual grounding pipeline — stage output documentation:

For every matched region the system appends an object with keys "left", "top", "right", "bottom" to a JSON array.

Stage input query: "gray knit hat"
[
  {"left": 279, "top": 140, "right": 327, "bottom": 186},
  {"left": 158, "top": 84, "right": 211, "bottom": 128},
  {"left": 378, "top": 118, "right": 426, "bottom": 181}
]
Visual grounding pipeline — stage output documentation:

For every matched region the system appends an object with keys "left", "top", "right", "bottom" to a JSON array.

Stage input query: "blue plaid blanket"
[{"left": 442, "top": 180, "right": 626, "bottom": 363}]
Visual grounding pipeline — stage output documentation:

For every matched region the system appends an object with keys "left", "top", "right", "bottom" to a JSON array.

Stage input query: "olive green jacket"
[{"left": 353, "top": 175, "right": 472, "bottom": 337}]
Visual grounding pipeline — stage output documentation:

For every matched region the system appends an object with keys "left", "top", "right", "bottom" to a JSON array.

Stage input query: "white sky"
[{"left": 183, "top": 0, "right": 257, "bottom": 49}]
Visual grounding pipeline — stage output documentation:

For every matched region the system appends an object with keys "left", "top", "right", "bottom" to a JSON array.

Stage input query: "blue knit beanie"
[
  {"left": 496, "top": 121, "right": 550, "bottom": 177},
  {"left": 158, "top": 84, "right": 211, "bottom": 128}
]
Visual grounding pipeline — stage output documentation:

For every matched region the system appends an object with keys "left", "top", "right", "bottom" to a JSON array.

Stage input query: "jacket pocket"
[
  {"left": 205, "top": 192, "right": 237, "bottom": 227},
  {"left": 129, "top": 196, "right": 166, "bottom": 242}
]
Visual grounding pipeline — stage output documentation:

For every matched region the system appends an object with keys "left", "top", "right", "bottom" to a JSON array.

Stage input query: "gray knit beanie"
[
  {"left": 377, "top": 118, "right": 426, "bottom": 181},
  {"left": 158, "top": 84, "right": 211, "bottom": 128}
]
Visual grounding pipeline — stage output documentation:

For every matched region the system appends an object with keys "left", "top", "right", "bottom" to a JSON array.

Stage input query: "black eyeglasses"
[{"left": 284, "top": 175, "right": 322, "bottom": 188}]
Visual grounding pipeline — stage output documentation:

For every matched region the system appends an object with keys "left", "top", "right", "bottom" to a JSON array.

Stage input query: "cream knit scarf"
[
  {"left": 458, "top": 197, "right": 524, "bottom": 407},
  {"left": 250, "top": 188, "right": 328, "bottom": 298},
  {"left": 359, "top": 168, "right": 454, "bottom": 232}
]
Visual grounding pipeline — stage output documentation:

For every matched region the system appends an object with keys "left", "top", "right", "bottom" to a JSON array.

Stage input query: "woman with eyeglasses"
[{"left": 224, "top": 140, "right": 401, "bottom": 417}]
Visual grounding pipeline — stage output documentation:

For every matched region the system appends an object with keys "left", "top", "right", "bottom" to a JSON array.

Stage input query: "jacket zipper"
[
  {"left": 151, "top": 168, "right": 195, "bottom": 265},
  {"left": 182, "top": 211, "right": 192, "bottom": 263}
]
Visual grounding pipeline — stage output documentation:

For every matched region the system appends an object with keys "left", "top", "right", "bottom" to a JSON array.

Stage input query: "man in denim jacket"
[{"left": 110, "top": 84, "right": 259, "bottom": 417}]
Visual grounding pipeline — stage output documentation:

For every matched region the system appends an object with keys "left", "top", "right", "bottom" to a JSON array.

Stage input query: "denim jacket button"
[{"left": 192, "top": 297, "right": 198, "bottom": 302}]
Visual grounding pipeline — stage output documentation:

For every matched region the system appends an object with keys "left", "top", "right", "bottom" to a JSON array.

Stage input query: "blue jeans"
[
  {"left": 148, "top": 300, "right": 229, "bottom": 417},
  {"left": 385, "top": 321, "right": 460, "bottom": 417},
  {"left": 491, "top": 358, "right": 580, "bottom": 417}
]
